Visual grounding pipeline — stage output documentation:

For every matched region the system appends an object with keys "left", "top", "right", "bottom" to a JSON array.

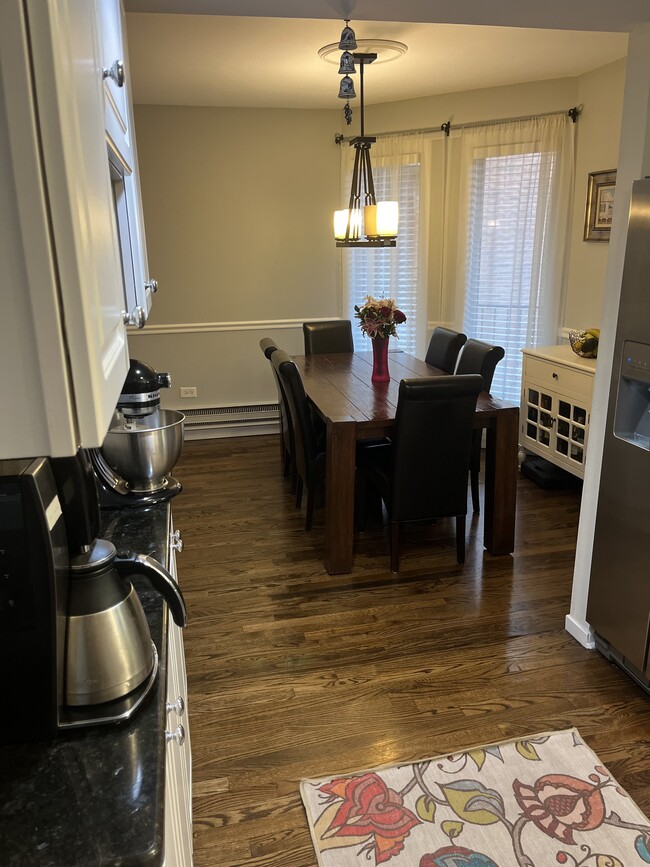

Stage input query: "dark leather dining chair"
[
  {"left": 455, "top": 339, "right": 506, "bottom": 514},
  {"left": 424, "top": 327, "right": 467, "bottom": 372},
  {"left": 260, "top": 338, "right": 295, "bottom": 484},
  {"left": 303, "top": 320, "right": 354, "bottom": 355},
  {"left": 272, "top": 349, "right": 326, "bottom": 531},
  {"left": 356, "top": 375, "right": 484, "bottom": 571}
]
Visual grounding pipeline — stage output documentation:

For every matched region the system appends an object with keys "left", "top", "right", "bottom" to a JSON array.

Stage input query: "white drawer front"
[{"left": 525, "top": 356, "right": 592, "bottom": 399}]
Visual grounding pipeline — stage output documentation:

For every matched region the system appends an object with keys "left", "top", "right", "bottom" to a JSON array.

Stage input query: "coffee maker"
[
  {"left": 0, "top": 450, "right": 186, "bottom": 742},
  {"left": 91, "top": 359, "right": 185, "bottom": 508}
]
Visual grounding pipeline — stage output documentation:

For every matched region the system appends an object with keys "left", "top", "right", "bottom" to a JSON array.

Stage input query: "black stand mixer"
[{"left": 91, "top": 359, "right": 185, "bottom": 508}]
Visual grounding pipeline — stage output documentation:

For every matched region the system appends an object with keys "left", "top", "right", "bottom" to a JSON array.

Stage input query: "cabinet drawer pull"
[
  {"left": 145, "top": 278, "right": 158, "bottom": 294},
  {"left": 103, "top": 59, "right": 125, "bottom": 87},
  {"left": 170, "top": 529, "right": 184, "bottom": 553},
  {"left": 122, "top": 306, "right": 146, "bottom": 329},
  {"left": 552, "top": 372, "right": 559, "bottom": 379},
  {"left": 165, "top": 724, "right": 186, "bottom": 746},
  {"left": 166, "top": 696, "right": 185, "bottom": 717}
]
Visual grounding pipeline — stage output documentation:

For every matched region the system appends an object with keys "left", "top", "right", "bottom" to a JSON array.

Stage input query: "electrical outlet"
[{"left": 179, "top": 386, "right": 197, "bottom": 398}]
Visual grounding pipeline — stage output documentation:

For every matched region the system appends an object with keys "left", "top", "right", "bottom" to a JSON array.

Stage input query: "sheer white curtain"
[
  {"left": 340, "top": 133, "right": 431, "bottom": 356},
  {"left": 447, "top": 115, "right": 575, "bottom": 402}
]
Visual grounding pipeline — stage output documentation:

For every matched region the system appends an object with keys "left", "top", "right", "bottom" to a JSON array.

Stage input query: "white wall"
[
  {"left": 565, "top": 58, "right": 627, "bottom": 329},
  {"left": 568, "top": 25, "right": 650, "bottom": 648},
  {"left": 128, "top": 105, "right": 340, "bottom": 410}
]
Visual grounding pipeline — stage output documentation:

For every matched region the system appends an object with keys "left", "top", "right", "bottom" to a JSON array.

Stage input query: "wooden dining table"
[{"left": 292, "top": 350, "right": 520, "bottom": 575}]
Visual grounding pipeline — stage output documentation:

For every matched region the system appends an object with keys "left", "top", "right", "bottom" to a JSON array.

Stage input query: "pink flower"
[
  {"left": 513, "top": 773, "right": 606, "bottom": 844},
  {"left": 354, "top": 295, "right": 407, "bottom": 340}
]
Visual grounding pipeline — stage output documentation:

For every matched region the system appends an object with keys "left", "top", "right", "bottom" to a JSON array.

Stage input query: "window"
[
  {"left": 463, "top": 150, "right": 556, "bottom": 402},
  {"left": 455, "top": 115, "right": 574, "bottom": 405}
]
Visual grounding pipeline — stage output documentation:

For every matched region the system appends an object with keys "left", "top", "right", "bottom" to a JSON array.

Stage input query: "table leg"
[
  {"left": 483, "top": 406, "right": 519, "bottom": 555},
  {"left": 324, "top": 418, "right": 357, "bottom": 574}
]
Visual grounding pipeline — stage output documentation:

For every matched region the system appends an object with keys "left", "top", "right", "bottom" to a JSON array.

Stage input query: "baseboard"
[
  {"left": 185, "top": 422, "right": 279, "bottom": 440},
  {"left": 181, "top": 402, "right": 280, "bottom": 440},
  {"left": 564, "top": 613, "right": 596, "bottom": 649}
]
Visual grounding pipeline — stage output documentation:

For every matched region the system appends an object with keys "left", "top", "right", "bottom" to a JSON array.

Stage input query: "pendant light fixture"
[{"left": 330, "top": 22, "right": 399, "bottom": 248}]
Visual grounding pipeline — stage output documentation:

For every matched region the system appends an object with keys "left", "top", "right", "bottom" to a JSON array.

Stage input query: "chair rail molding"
[{"left": 132, "top": 318, "right": 341, "bottom": 336}]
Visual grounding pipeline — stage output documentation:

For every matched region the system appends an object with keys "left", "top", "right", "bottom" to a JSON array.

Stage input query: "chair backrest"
[
  {"left": 424, "top": 327, "right": 467, "bottom": 373},
  {"left": 259, "top": 337, "right": 277, "bottom": 360},
  {"left": 260, "top": 338, "right": 293, "bottom": 455},
  {"left": 272, "top": 350, "right": 320, "bottom": 483},
  {"left": 391, "top": 375, "right": 484, "bottom": 523},
  {"left": 303, "top": 320, "right": 354, "bottom": 355},
  {"left": 454, "top": 339, "right": 505, "bottom": 394}
]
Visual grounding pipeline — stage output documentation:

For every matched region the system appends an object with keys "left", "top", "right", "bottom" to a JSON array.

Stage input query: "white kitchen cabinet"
[
  {"left": 0, "top": 0, "right": 154, "bottom": 459},
  {"left": 164, "top": 522, "right": 193, "bottom": 866},
  {"left": 520, "top": 344, "right": 597, "bottom": 479},
  {"left": 98, "top": 0, "right": 155, "bottom": 323},
  {"left": 0, "top": 0, "right": 129, "bottom": 458}
]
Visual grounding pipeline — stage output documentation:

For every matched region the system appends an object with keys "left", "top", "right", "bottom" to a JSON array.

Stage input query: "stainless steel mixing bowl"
[{"left": 101, "top": 409, "right": 185, "bottom": 492}]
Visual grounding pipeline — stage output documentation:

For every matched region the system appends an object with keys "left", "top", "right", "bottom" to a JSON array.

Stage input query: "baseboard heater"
[{"left": 181, "top": 403, "right": 280, "bottom": 439}]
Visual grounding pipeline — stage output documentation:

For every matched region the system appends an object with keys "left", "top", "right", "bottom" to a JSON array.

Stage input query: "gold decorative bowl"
[{"left": 569, "top": 328, "right": 600, "bottom": 359}]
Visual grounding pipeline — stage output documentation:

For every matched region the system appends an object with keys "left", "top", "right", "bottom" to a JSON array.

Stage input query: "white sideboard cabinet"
[{"left": 520, "top": 344, "right": 597, "bottom": 479}]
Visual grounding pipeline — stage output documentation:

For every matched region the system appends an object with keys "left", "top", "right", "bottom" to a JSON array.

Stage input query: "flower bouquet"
[
  {"left": 354, "top": 295, "right": 407, "bottom": 382},
  {"left": 354, "top": 295, "right": 407, "bottom": 339}
]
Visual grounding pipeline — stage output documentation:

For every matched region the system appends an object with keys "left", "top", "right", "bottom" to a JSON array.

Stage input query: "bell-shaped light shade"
[
  {"left": 364, "top": 202, "right": 399, "bottom": 238},
  {"left": 334, "top": 208, "right": 362, "bottom": 240},
  {"left": 338, "top": 75, "right": 356, "bottom": 100},
  {"left": 338, "top": 51, "right": 356, "bottom": 75},
  {"left": 338, "top": 23, "right": 357, "bottom": 51}
]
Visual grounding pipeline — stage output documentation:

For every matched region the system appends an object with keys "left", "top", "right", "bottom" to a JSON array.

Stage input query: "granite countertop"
[{"left": 0, "top": 503, "right": 173, "bottom": 867}]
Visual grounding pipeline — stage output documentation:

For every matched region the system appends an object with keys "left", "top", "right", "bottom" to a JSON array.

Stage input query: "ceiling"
[{"left": 124, "top": 0, "right": 642, "bottom": 109}]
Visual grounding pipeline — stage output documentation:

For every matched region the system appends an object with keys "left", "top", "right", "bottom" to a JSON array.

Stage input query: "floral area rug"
[{"left": 300, "top": 728, "right": 650, "bottom": 867}]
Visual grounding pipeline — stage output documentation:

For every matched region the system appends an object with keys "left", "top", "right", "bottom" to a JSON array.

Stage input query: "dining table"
[{"left": 292, "top": 350, "right": 520, "bottom": 575}]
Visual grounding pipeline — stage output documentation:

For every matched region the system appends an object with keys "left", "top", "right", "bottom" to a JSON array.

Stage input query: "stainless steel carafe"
[{"left": 66, "top": 539, "right": 187, "bottom": 706}]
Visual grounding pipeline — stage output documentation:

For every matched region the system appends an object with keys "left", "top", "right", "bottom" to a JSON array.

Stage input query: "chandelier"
[{"left": 330, "top": 22, "right": 399, "bottom": 248}]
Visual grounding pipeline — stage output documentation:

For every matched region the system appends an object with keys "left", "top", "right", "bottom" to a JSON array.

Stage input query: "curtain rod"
[{"left": 335, "top": 106, "right": 581, "bottom": 144}]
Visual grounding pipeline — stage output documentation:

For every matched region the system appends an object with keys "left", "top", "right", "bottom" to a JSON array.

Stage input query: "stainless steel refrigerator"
[{"left": 587, "top": 177, "right": 650, "bottom": 693}]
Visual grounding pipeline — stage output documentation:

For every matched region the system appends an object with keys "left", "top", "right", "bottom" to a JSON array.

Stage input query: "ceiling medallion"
[{"left": 318, "top": 39, "right": 408, "bottom": 66}]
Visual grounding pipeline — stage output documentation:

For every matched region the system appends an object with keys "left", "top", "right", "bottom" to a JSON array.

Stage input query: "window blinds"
[
  {"left": 464, "top": 150, "right": 555, "bottom": 403},
  {"left": 455, "top": 115, "right": 574, "bottom": 404}
]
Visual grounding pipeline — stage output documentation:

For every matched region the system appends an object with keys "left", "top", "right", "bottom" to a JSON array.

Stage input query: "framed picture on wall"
[{"left": 583, "top": 169, "right": 617, "bottom": 241}]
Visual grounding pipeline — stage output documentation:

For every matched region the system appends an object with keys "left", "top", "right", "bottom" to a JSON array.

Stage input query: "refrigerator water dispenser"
[{"left": 614, "top": 340, "right": 650, "bottom": 451}]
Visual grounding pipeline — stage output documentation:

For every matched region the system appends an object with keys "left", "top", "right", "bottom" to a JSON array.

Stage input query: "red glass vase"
[{"left": 371, "top": 336, "right": 390, "bottom": 383}]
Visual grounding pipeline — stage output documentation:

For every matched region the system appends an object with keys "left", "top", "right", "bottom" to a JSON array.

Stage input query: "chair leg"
[
  {"left": 470, "top": 438, "right": 481, "bottom": 514},
  {"left": 295, "top": 477, "right": 303, "bottom": 509},
  {"left": 390, "top": 521, "right": 400, "bottom": 573},
  {"left": 355, "top": 471, "right": 368, "bottom": 531},
  {"left": 456, "top": 514, "right": 466, "bottom": 564},
  {"left": 305, "top": 487, "right": 315, "bottom": 531},
  {"left": 470, "top": 468, "right": 480, "bottom": 515},
  {"left": 283, "top": 448, "right": 291, "bottom": 479}
]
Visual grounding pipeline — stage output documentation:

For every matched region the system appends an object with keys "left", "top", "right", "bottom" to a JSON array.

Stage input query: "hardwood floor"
[{"left": 172, "top": 436, "right": 650, "bottom": 867}]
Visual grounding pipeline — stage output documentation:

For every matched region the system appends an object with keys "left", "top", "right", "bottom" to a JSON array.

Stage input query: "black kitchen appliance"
[
  {"left": 90, "top": 358, "right": 184, "bottom": 507},
  {"left": 0, "top": 450, "right": 186, "bottom": 742}
]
